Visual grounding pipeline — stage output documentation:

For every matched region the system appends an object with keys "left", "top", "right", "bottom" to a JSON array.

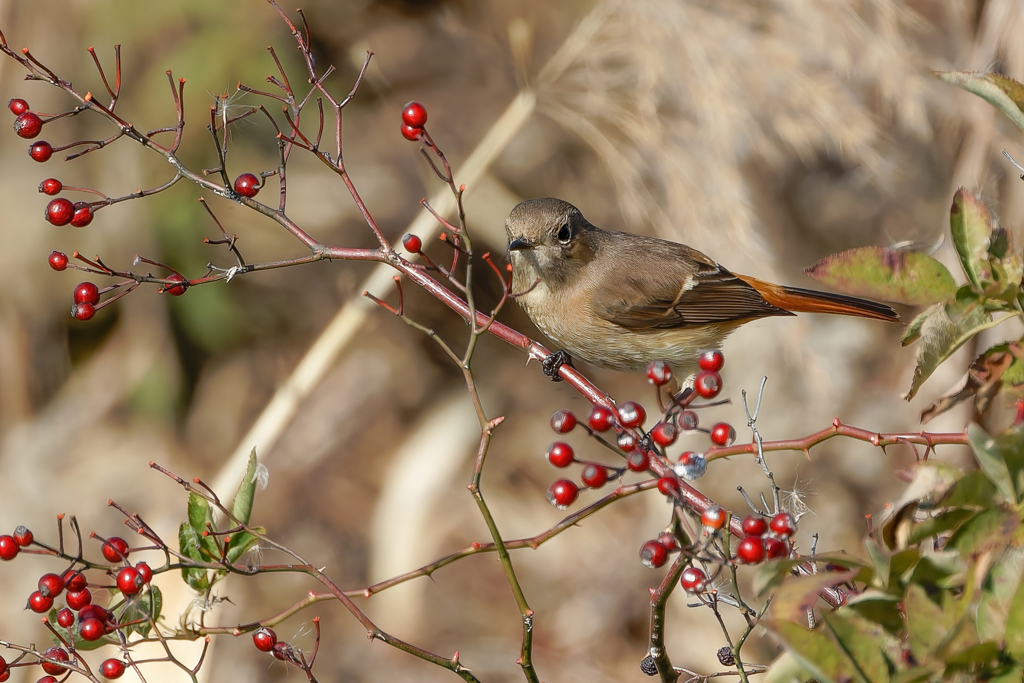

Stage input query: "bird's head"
[{"left": 505, "top": 198, "right": 594, "bottom": 285}]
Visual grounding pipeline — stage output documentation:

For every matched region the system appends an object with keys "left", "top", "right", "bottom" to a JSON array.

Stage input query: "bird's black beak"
[{"left": 508, "top": 237, "right": 533, "bottom": 252}]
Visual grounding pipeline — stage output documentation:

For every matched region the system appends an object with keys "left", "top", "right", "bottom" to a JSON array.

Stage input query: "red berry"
[
  {"left": 674, "top": 451, "right": 707, "bottom": 480},
  {"left": 28, "top": 591, "right": 53, "bottom": 613},
  {"left": 78, "top": 604, "right": 108, "bottom": 623},
  {"left": 616, "top": 431, "right": 637, "bottom": 450},
  {"left": 550, "top": 409, "right": 577, "bottom": 434},
  {"left": 66, "top": 588, "right": 92, "bottom": 610},
  {"left": 70, "top": 202, "right": 93, "bottom": 228},
  {"left": 698, "top": 349, "right": 725, "bottom": 372},
  {"left": 41, "top": 648, "right": 69, "bottom": 675},
  {"left": 101, "top": 537, "right": 129, "bottom": 562},
  {"left": 679, "top": 410, "right": 699, "bottom": 430},
  {"left": 546, "top": 479, "right": 579, "bottom": 509},
  {"left": 701, "top": 505, "right": 727, "bottom": 530},
  {"left": 13, "top": 526, "right": 33, "bottom": 546},
  {"left": 38, "top": 678, "right": 57, "bottom": 683},
  {"left": 0, "top": 535, "right": 18, "bottom": 560},
  {"left": 588, "top": 406, "right": 615, "bottom": 432},
  {"left": 639, "top": 540, "right": 669, "bottom": 569},
  {"left": 770, "top": 512, "right": 797, "bottom": 538},
  {"left": 401, "top": 101, "right": 428, "bottom": 128},
  {"left": 63, "top": 569, "right": 87, "bottom": 593},
  {"left": 617, "top": 401, "right": 646, "bottom": 428},
  {"left": 29, "top": 140, "right": 53, "bottom": 162},
  {"left": 680, "top": 566, "right": 707, "bottom": 593},
  {"left": 657, "top": 476, "right": 679, "bottom": 496},
  {"left": 72, "top": 302, "right": 95, "bottom": 321},
  {"left": 56, "top": 608, "right": 75, "bottom": 628},
  {"left": 650, "top": 422, "right": 677, "bottom": 447},
  {"left": 626, "top": 449, "right": 649, "bottom": 472},
  {"left": 38, "top": 572, "right": 65, "bottom": 598},
  {"left": 402, "top": 233, "right": 422, "bottom": 253},
  {"left": 13, "top": 111, "right": 42, "bottom": 138},
  {"left": 400, "top": 123, "right": 423, "bottom": 141},
  {"left": 646, "top": 360, "right": 673, "bottom": 386},
  {"left": 101, "top": 659, "right": 126, "bottom": 679},
  {"left": 272, "top": 642, "right": 292, "bottom": 661},
  {"left": 233, "top": 173, "right": 260, "bottom": 198},
  {"left": 253, "top": 627, "right": 277, "bottom": 652},
  {"left": 8, "top": 98, "right": 29, "bottom": 115},
  {"left": 116, "top": 566, "right": 143, "bottom": 595},
  {"left": 73, "top": 282, "right": 100, "bottom": 305},
  {"left": 737, "top": 536, "right": 766, "bottom": 564},
  {"left": 764, "top": 537, "right": 789, "bottom": 559},
  {"left": 545, "top": 442, "right": 574, "bottom": 468},
  {"left": 657, "top": 531, "right": 679, "bottom": 551},
  {"left": 48, "top": 251, "right": 68, "bottom": 270},
  {"left": 710, "top": 423, "right": 735, "bottom": 447},
  {"left": 45, "top": 197, "right": 74, "bottom": 226},
  {"left": 164, "top": 272, "right": 187, "bottom": 296},
  {"left": 0, "top": 656, "right": 5, "bottom": 678},
  {"left": 694, "top": 371, "right": 722, "bottom": 399},
  {"left": 135, "top": 561, "right": 153, "bottom": 584},
  {"left": 741, "top": 515, "right": 768, "bottom": 537},
  {"left": 79, "top": 617, "right": 105, "bottom": 641},
  {"left": 581, "top": 463, "right": 608, "bottom": 488},
  {"left": 40, "top": 178, "right": 62, "bottom": 195}
]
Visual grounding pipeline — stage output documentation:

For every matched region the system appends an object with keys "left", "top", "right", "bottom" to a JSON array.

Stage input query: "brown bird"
[{"left": 505, "top": 198, "right": 899, "bottom": 377}]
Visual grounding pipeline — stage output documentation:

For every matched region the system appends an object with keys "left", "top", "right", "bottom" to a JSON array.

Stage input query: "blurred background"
[{"left": 1, "top": 0, "right": 1023, "bottom": 680}]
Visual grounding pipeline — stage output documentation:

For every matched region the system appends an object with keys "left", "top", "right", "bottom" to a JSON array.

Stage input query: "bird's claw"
[{"left": 541, "top": 350, "right": 574, "bottom": 382}]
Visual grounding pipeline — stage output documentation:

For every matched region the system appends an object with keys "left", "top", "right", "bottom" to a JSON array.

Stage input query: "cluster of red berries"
[
  {"left": 400, "top": 101, "right": 428, "bottom": 141},
  {"left": 639, "top": 531, "right": 681, "bottom": 569},
  {"left": 44, "top": 196, "right": 94, "bottom": 228},
  {"left": 698, "top": 507, "right": 796, "bottom": 565},
  {"left": 252, "top": 627, "right": 300, "bottom": 663}
]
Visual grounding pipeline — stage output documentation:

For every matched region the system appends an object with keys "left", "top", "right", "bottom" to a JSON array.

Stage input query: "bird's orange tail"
[{"left": 736, "top": 274, "right": 901, "bottom": 323}]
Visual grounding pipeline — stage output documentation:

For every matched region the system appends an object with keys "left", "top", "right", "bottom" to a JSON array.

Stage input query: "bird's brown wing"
[{"left": 591, "top": 238, "right": 792, "bottom": 330}]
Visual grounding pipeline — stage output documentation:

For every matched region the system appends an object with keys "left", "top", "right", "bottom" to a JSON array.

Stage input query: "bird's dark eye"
[{"left": 556, "top": 223, "right": 572, "bottom": 243}]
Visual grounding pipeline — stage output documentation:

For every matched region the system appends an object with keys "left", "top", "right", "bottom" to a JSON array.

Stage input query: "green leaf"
[
  {"left": 753, "top": 556, "right": 866, "bottom": 597},
  {"left": 943, "top": 469, "right": 999, "bottom": 508},
  {"left": 908, "top": 509, "right": 975, "bottom": 545},
  {"left": 937, "top": 71, "right": 1024, "bottom": 133},
  {"left": 805, "top": 247, "right": 958, "bottom": 307},
  {"left": 121, "top": 585, "right": 163, "bottom": 637},
  {"left": 977, "top": 548, "right": 1024, "bottom": 642},
  {"left": 986, "top": 227, "right": 1023, "bottom": 301},
  {"left": 889, "top": 666, "right": 940, "bottom": 683},
  {"left": 944, "top": 640, "right": 1000, "bottom": 666},
  {"left": 1004, "top": 568, "right": 1024, "bottom": 659},
  {"left": 904, "top": 584, "right": 950, "bottom": 662},
  {"left": 901, "top": 306, "right": 935, "bottom": 346},
  {"left": 824, "top": 612, "right": 892, "bottom": 683},
  {"left": 178, "top": 522, "right": 210, "bottom": 592},
  {"left": 968, "top": 423, "right": 1017, "bottom": 503},
  {"left": 772, "top": 569, "right": 860, "bottom": 621},
  {"left": 946, "top": 506, "right": 1019, "bottom": 558},
  {"left": 764, "top": 650, "right": 817, "bottom": 683},
  {"left": 188, "top": 491, "right": 211, "bottom": 536},
  {"left": 949, "top": 188, "right": 993, "bottom": 293},
  {"left": 770, "top": 619, "right": 861, "bottom": 683},
  {"left": 845, "top": 590, "right": 905, "bottom": 634},
  {"left": 987, "top": 665, "right": 1024, "bottom": 683},
  {"left": 225, "top": 527, "right": 265, "bottom": 565},
  {"left": 230, "top": 448, "right": 259, "bottom": 526}
]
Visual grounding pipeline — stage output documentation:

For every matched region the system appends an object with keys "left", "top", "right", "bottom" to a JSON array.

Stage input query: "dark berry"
[
  {"left": 717, "top": 646, "right": 735, "bottom": 666},
  {"left": 253, "top": 627, "right": 277, "bottom": 652},
  {"left": 581, "top": 463, "right": 608, "bottom": 488},
  {"left": 164, "top": 273, "right": 187, "bottom": 296},
  {"left": 698, "top": 349, "right": 725, "bottom": 372},
  {"left": 737, "top": 536, "right": 766, "bottom": 564},
  {"left": 38, "top": 572, "right": 64, "bottom": 598},
  {"left": 116, "top": 566, "right": 143, "bottom": 595},
  {"left": 646, "top": 360, "right": 672, "bottom": 386},
  {"left": 13, "top": 111, "right": 42, "bottom": 139},
  {"left": 65, "top": 588, "right": 91, "bottom": 610},
  {"left": 73, "top": 282, "right": 100, "bottom": 305},
  {"left": 13, "top": 526, "right": 33, "bottom": 546},
  {"left": 56, "top": 608, "right": 75, "bottom": 628},
  {"left": 101, "top": 537, "right": 129, "bottom": 562},
  {"left": 28, "top": 591, "right": 53, "bottom": 613},
  {"left": 45, "top": 197, "right": 74, "bottom": 226},
  {"left": 639, "top": 540, "right": 668, "bottom": 568},
  {"left": 588, "top": 406, "right": 615, "bottom": 432},
  {"left": 63, "top": 568, "right": 87, "bottom": 593},
  {"left": 70, "top": 202, "right": 93, "bottom": 228},
  {"left": 0, "top": 536, "right": 18, "bottom": 560},
  {"left": 546, "top": 479, "right": 579, "bottom": 509},
  {"left": 764, "top": 537, "right": 789, "bottom": 559},
  {"left": 617, "top": 401, "right": 646, "bottom": 428},
  {"left": 679, "top": 566, "right": 707, "bottom": 593},
  {"left": 545, "top": 442, "right": 574, "bottom": 468},
  {"left": 402, "top": 233, "right": 422, "bottom": 253},
  {"left": 233, "top": 173, "right": 260, "bottom": 198},
  {"left": 135, "top": 562, "right": 153, "bottom": 584},
  {"left": 40, "top": 647, "right": 69, "bottom": 676},
  {"left": 40, "top": 178, "right": 62, "bottom": 195},
  {"left": 626, "top": 449, "right": 649, "bottom": 472},
  {"left": 29, "top": 140, "right": 53, "bottom": 162},
  {"left": 48, "top": 251, "right": 68, "bottom": 270},
  {"left": 550, "top": 410, "right": 577, "bottom": 434},
  {"left": 401, "top": 101, "right": 428, "bottom": 128},
  {"left": 701, "top": 505, "right": 727, "bottom": 530},
  {"left": 770, "top": 512, "right": 796, "bottom": 538},
  {"left": 657, "top": 476, "right": 679, "bottom": 496},
  {"left": 400, "top": 123, "right": 422, "bottom": 141},
  {"left": 72, "top": 302, "right": 96, "bottom": 321},
  {"left": 679, "top": 410, "right": 699, "bottom": 430},
  {"left": 101, "top": 659, "right": 126, "bottom": 679},
  {"left": 674, "top": 451, "right": 706, "bottom": 480},
  {"left": 710, "top": 423, "right": 735, "bottom": 447},
  {"left": 8, "top": 98, "right": 28, "bottom": 115},
  {"left": 650, "top": 422, "right": 677, "bottom": 447},
  {"left": 79, "top": 617, "right": 104, "bottom": 641},
  {"left": 741, "top": 515, "right": 768, "bottom": 537},
  {"left": 694, "top": 371, "right": 722, "bottom": 399},
  {"left": 640, "top": 656, "right": 657, "bottom": 676}
]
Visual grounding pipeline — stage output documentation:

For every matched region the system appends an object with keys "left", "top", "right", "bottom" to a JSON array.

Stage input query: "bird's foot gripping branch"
[{"left": 1, "top": 3, "right": 1024, "bottom": 683}]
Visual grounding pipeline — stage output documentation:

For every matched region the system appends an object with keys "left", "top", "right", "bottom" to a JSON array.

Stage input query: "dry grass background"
[{"left": 1, "top": 0, "right": 1023, "bottom": 681}]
